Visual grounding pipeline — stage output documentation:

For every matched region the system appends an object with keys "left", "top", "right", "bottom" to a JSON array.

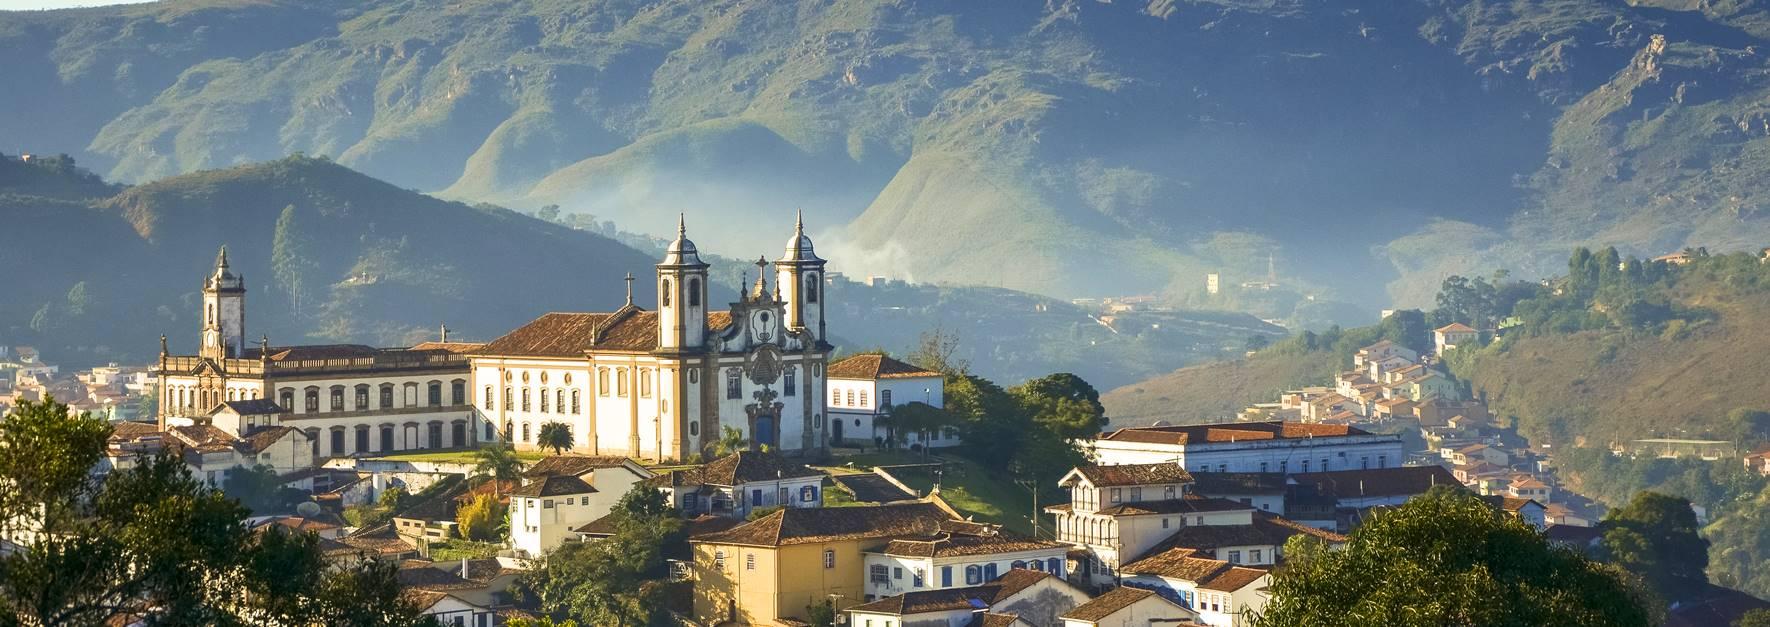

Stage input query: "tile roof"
[
  {"left": 1543, "top": 524, "right": 1603, "bottom": 544},
  {"left": 340, "top": 524, "right": 418, "bottom": 557},
  {"left": 831, "top": 473, "right": 919, "bottom": 503},
  {"left": 827, "top": 354, "right": 943, "bottom": 380},
  {"left": 510, "top": 475, "right": 595, "bottom": 497},
  {"left": 1288, "top": 466, "right": 1460, "bottom": 499},
  {"left": 241, "top": 426, "right": 300, "bottom": 454},
  {"left": 577, "top": 513, "right": 740, "bottom": 538},
  {"left": 1436, "top": 323, "right": 1478, "bottom": 333},
  {"left": 1098, "top": 421, "right": 1368, "bottom": 446},
  {"left": 1069, "top": 463, "right": 1193, "bottom": 487},
  {"left": 972, "top": 613, "right": 1024, "bottom": 627},
  {"left": 1481, "top": 495, "right": 1541, "bottom": 512},
  {"left": 1189, "top": 472, "right": 1289, "bottom": 496},
  {"left": 408, "top": 341, "right": 486, "bottom": 354},
  {"left": 1121, "top": 545, "right": 1269, "bottom": 593},
  {"left": 473, "top": 309, "right": 735, "bottom": 356},
  {"left": 215, "top": 398, "right": 285, "bottom": 415},
  {"left": 1199, "top": 566, "right": 1271, "bottom": 592},
  {"left": 108, "top": 421, "right": 163, "bottom": 441},
  {"left": 694, "top": 501, "right": 952, "bottom": 547},
  {"left": 849, "top": 569, "right": 1054, "bottom": 615},
  {"left": 881, "top": 528, "right": 1066, "bottom": 558},
  {"left": 1060, "top": 586, "right": 1162, "bottom": 622},
  {"left": 522, "top": 455, "right": 638, "bottom": 479},
  {"left": 660, "top": 451, "right": 824, "bottom": 487},
  {"left": 396, "top": 561, "right": 479, "bottom": 591}
]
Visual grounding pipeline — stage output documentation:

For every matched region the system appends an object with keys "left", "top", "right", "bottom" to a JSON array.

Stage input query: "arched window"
[
  {"left": 639, "top": 369, "right": 652, "bottom": 398},
  {"left": 598, "top": 368, "right": 610, "bottom": 397},
  {"left": 661, "top": 279, "right": 672, "bottom": 306},
  {"left": 1028, "top": 560, "right": 1043, "bottom": 572},
  {"left": 689, "top": 421, "right": 700, "bottom": 436},
  {"left": 726, "top": 368, "right": 742, "bottom": 400},
  {"left": 688, "top": 278, "right": 701, "bottom": 306},
  {"left": 451, "top": 379, "right": 465, "bottom": 405},
  {"left": 616, "top": 368, "right": 630, "bottom": 397},
  {"left": 570, "top": 390, "right": 580, "bottom": 414},
  {"left": 859, "top": 390, "right": 868, "bottom": 407},
  {"left": 539, "top": 388, "right": 549, "bottom": 413},
  {"left": 403, "top": 382, "right": 418, "bottom": 406},
  {"left": 304, "top": 387, "right": 320, "bottom": 413},
  {"left": 380, "top": 384, "right": 395, "bottom": 408},
  {"left": 504, "top": 387, "right": 513, "bottom": 409},
  {"left": 521, "top": 388, "right": 531, "bottom": 412},
  {"left": 556, "top": 389, "right": 565, "bottom": 413},
  {"left": 806, "top": 275, "right": 818, "bottom": 303},
  {"left": 355, "top": 385, "right": 370, "bottom": 410},
  {"left": 485, "top": 386, "right": 495, "bottom": 410},
  {"left": 965, "top": 565, "right": 983, "bottom": 585},
  {"left": 1011, "top": 560, "right": 1027, "bottom": 570},
  {"left": 783, "top": 367, "right": 796, "bottom": 397},
  {"left": 330, "top": 386, "right": 345, "bottom": 411},
  {"left": 279, "top": 388, "right": 294, "bottom": 411},
  {"left": 521, "top": 422, "right": 531, "bottom": 442},
  {"left": 227, "top": 389, "right": 236, "bottom": 401},
  {"left": 846, "top": 391, "right": 855, "bottom": 406},
  {"left": 831, "top": 388, "right": 841, "bottom": 405}
]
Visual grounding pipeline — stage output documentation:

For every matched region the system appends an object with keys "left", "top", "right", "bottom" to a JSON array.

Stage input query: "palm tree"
[
  {"left": 712, "top": 426, "right": 749, "bottom": 457},
  {"left": 536, "top": 421, "right": 574, "bottom": 456},
  {"left": 472, "top": 443, "right": 525, "bottom": 500}
]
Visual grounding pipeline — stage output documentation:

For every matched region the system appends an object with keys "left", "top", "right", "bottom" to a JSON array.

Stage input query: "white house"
[
  {"left": 645, "top": 450, "right": 824, "bottom": 519},
  {"left": 825, "top": 353, "right": 948, "bottom": 449},
  {"left": 1434, "top": 323, "right": 1480, "bottom": 356},
  {"left": 1352, "top": 340, "right": 1418, "bottom": 368},
  {"left": 1059, "top": 586, "right": 1196, "bottom": 627},
  {"left": 1047, "top": 463, "right": 1255, "bottom": 586},
  {"left": 508, "top": 475, "right": 600, "bottom": 558},
  {"left": 1120, "top": 547, "right": 1271, "bottom": 627},
  {"left": 404, "top": 590, "right": 498, "bottom": 627},
  {"left": 846, "top": 569, "right": 1088, "bottom": 627},
  {"left": 1082, "top": 422, "right": 1405, "bottom": 474},
  {"left": 863, "top": 519, "right": 1069, "bottom": 600}
]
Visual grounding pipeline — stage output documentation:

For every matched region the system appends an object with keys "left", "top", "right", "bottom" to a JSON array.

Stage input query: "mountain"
[{"left": 11, "top": 0, "right": 1770, "bottom": 316}]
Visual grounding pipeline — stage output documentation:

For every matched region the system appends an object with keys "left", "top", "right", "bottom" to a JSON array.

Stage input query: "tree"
[
  {"left": 223, "top": 463, "right": 307, "bottom": 515},
  {"left": 536, "top": 204, "right": 561, "bottom": 222},
  {"left": 28, "top": 301, "right": 56, "bottom": 334},
  {"left": 1727, "top": 408, "right": 1770, "bottom": 447},
  {"left": 1600, "top": 491, "right": 1711, "bottom": 601},
  {"left": 536, "top": 422, "right": 574, "bottom": 455},
  {"left": 1245, "top": 334, "right": 1270, "bottom": 351},
  {"left": 1255, "top": 487, "right": 1660, "bottom": 626},
  {"left": 65, "top": 281, "right": 91, "bottom": 317},
  {"left": 887, "top": 401, "right": 951, "bottom": 455},
  {"left": 473, "top": 443, "right": 526, "bottom": 500},
  {"left": 271, "top": 203, "right": 319, "bottom": 312},
  {"left": 456, "top": 492, "right": 507, "bottom": 542},
  {"left": 908, "top": 327, "right": 969, "bottom": 375},
  {"left": 1378, "top": 308, "right": 1434, "bottom": 355},
  {"left": 0, "top": 396, "right": 437, "bottom": 626},
  {"left": 712, "top": 425, "right": 749, "bottom": 457},
  {"left": 1012, "top": 373, "right": 1108, "bottom": 440},
  {"left": 1736, "top": 608, "right": 1770, "bottom": 627},
  {"left": 517, "top": 485, "right": 684, "bottom": 626},
  {"left": 805, "top": 599, "right": 836, "bottom": 627}
]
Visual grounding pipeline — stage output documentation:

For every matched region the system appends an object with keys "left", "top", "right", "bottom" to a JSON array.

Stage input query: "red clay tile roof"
[
  {"left": 974, "top": 613, "right": 1024, "bottom": 627},
  {"left": 510, "top": 475, "right": 595, "bottom": 497},
  {"left": 1188, "top": 472, "right": 1288, "bottom": 495},
  {"left": 241, "top": 426, "right": 300, "bottom": 454},
  {"left": 1289, "top": 466, "right": 1460, "bottom": 499},
  {"left": 522, "top": 455, "right": 637, "bottom": 479},
  {"left": 1094, "top": 494, "right": 1253, "bottom": 516},
  {"left": 694, "top": 502, "right": 952, "bottom": 547},
  {"left": 1435, "top": 323, "right": 1478, "bottom": 334},
  {"left": 242, "top": 344, "right": 381, "bottom": 361},
  {"left": 1199, "top": 566, "right": 1270, "bottom": 592},
  {"left": 1069, "top": 463, "right": 1194, "bottom": 487},
  {"left": 848, "top": 569, "right": 1054, "bottom": 615},
  {"left": 1099, "top": 421, "right": 1367, "bottom": 446},
  {"left": 1060, "top": 586, "right": 1172, "bottom": 622},
  {"left": 473, "top": 309, "right": 734, "bottom": 356},
  {"left": 656, "top": 451, "right": 824, "bottom": 487},
  {"left": 408, "top": 341, "right": 486, "bottom": 354},
  {"left": 1121, "top": 546, "right": 1268, "bottom": 593},
  {"left": 881, "top": 529, "right": 1066, "bottom": 558},
  {"left": 827, "top": 354, "right": 943, "bottom": 380}
]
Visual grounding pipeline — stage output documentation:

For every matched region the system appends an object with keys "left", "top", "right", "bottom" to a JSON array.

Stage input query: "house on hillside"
[
  {"left": 1082, "top": 421, "right": 1404, "bottom": 472},
  {"left": 1353, "top": 341, "right": 1418, "bottom": 368},
  {"left": 825, "top": 353, "right": 948, "bottom": 449},
  {"left": 845, "top": 569, "right": 1089, "bottom": 627},
  {"left": 1059, "top": 586, "right": 1197, "bottom": 627},
  {"left": 1483, "top": 496, "right": 1547, "bottom": 529},
  {"left": 863, "top": 519, "right": 1069, "bottom": 599},
  {"left": 1433, "top": 323, "right": 1480, "bottom": 356},
  {"left": 643, "top": 450, "right": 825, "bottom": 519},
  {"left": 1120, "top": 547, "right": 1272, "bottom": 627},
  {"left": 1743, "top": 446, "right": 1770, "bottom": 476}
]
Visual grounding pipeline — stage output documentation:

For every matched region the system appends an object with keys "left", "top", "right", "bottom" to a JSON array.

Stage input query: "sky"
[{"left": 0, "top": 0, "right": 154, "bottom": 9}]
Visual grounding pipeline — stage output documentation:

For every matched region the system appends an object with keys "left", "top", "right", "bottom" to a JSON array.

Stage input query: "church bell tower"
[
  {"left": 201, "top": 246, "right": 246, "bottom": 360},
  {"left": 657, "top": 215, "right": 709, "bottom": 352},
  {"left": 776, "top": 211, "right": 827, "bottom": 345}
]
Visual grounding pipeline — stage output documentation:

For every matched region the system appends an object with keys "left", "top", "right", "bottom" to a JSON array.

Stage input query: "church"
[{"left": 468, "top": 215, "right": 832, "bottom": 461}]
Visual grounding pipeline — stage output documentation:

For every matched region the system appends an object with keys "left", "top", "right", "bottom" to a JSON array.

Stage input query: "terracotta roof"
[
  {"left": 1099, "top": 421, "right": 1367, "bottom": 446},
  {"left": 340, "top": 524, "right": 417, "bottom": 557},
  {"left": 577, "top": 513, "right": 740, "bottom": 538},
  {"left": 1068, "top": 463, "right": 1193, "bottom": 487},
  {"left": 972, "top": 613, "right": 1024, "bottom": 627},
  {"left": 1061, "top": 586, "right": 1164, "bottom": 622},
  {"left": 108, "top": 421, "right": 163, "bottom": 441},
  {"left": 241, "top": 426, "right": 300, "bottom": 454},
  {"left": 849, "top": 569, "right": 1054, "bottom": 615},
  {"left": 522, "top": 455, "right": 635, "bottom": 479},
  {"left": 881, "top": 528, "right": 1066, "bottom": 558},
  {"left": 242, "top": 344, "right": 381, "bottom": 361},
  {"left": 1435, "top": 323, "right": 1478, "bottom": 333},
  {"left": 827, "top": 354, "right": 943, "bottom": 380},
  {"left": 215, "top": 398, "right": 284, "bottom": 415},
  {"left": 1189, "top": 472, "right": 1288, "bottom": 496},
  {"left": 665, "top": 451, "right": 824, "bottom": 487},
  {"left": 694, "top": 502, "right": 952, "bottom": 547},
  {"left": 262, "top": 515, "right": 342, "bottom": 532},
  {"left": 396, "top": 561, "right": 478, "bottom": 591},
  {"left": 1543, "top": 524, "right": 1602, "bottom": 544},
  {"left": 1200, "top": 566, "right": 1270, "bottom": 592},
  {"left": 1121, "top": 546, "right": 1268, "bottom": 593},
  {"left": 1094, "top": 494, "right": 1253, "bottom": 516},
  {"left": 1481, "top": 495, "right": 1541, "bottom": 513},
  {"left": 473, "top": 309, "right": 734, "bottom": 356},
  {"left": 1289, "top": 466, "right": 1460, "bottom": 499},
  {"left": 408, "top": 341, "right": 485, "bottom": 354},
  {"left": 511, "top": 475, "right": 595, "bottom": 497}
]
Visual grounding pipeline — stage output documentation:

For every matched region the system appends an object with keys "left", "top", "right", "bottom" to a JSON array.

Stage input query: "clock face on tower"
[{"left": 751, "top": 309, "right": 777, "bottom": 343}]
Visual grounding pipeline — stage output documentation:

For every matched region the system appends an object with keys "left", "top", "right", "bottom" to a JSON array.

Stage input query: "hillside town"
[{"left": 9, "top": 224, "right": 1749, "bottom": 627}]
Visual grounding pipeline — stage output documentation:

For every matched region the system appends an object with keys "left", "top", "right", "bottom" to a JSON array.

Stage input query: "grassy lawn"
[
  {"left": 827, "top": 450, "right": 1039, "bottom": 535},
  {"left": 429, "top": 538, "right": 501, "bottom": 561}
]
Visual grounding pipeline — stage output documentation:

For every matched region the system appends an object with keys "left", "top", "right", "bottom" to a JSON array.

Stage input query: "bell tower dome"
[
  {"left": 657, "top": 215, "right": 710, "bottom": 352},
  {"left": 775, "top": 210, "right": 827, "bottom": 345},
  {"left": 200, "top": 246, "right": 246, "bottom": 360}
]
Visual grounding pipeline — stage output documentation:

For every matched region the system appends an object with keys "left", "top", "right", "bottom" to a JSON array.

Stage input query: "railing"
[
  {"left": 157, "top": 352, "right": 468, "bottom": 376},
  {"left": 277, "top": 404, "right": 474, "bottom": 422}
]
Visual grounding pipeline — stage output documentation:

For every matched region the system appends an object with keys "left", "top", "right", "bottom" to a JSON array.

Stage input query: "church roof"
[
  {"left": 213, "top": 398, "right": 285, "bottom": 416},
  {"left": 473, "top": 310, "right": 734, "bottom": 356},
  {"left": 827, "top": 354, "right": 942, "bottom": 380}
]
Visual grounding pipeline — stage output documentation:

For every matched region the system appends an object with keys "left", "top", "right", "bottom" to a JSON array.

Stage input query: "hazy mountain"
[{"left": 7, "top": 0, "right": 1770, "bottom": 313}]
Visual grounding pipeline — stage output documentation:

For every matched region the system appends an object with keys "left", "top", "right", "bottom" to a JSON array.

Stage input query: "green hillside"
[{"left": 11, "top": 0, "right": 1770, "bottom": 312}]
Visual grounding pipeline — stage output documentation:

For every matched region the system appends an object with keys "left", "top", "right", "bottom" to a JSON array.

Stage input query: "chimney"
[{"left": 461, "top": 557, "right": 469, "bottom": 579}]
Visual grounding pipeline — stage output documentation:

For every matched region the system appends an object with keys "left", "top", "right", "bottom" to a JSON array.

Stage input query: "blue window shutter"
[
  {"left": 1048, "top": 557, "right": 1063, "bottom": 576},
  {"left": 984, "top": 563, "right": 998, "bottom": 581},
  {"left": 941, "top": 566, "right": 952, "bottom": 587},
  {"left": 751, "top": 489, "right": 762, "bottom": 506}
]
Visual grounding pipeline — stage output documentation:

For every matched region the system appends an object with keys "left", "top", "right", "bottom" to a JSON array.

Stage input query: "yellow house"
[{"left": 691, "top": 501, "right": 955, "bottom": 625}]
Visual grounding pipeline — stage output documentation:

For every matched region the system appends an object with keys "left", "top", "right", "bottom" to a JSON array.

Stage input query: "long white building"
[{"left": 1083, "top": 422, "right": 1405, "bottom": 475}]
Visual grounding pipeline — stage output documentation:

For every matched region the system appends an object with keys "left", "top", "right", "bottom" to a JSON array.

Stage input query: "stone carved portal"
[{"left": 745, "top": 387, "right": 784, "bottom": 450}]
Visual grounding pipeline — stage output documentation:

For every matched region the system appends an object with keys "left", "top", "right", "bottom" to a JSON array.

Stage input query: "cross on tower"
[{"left": 624, "top": 272, "right": 635, "bottom": 305}]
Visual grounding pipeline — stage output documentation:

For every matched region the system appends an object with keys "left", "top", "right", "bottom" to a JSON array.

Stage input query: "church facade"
[
  {"left": 469, "top": 216, "right": 831, "bottom": 461},
  {"left": 155, "top": 249, "right": 484, "bottom": 456}
]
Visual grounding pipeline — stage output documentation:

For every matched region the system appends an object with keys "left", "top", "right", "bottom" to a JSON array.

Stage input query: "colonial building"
[
  {"left": 643, "top": 451, "right": 826, "bottom": 519},
  {"left": 861, "top": 519, "right": 1069, "bottom": 600},
  {"left": 155, "top": 248, "right": 482, "bottom": 457},
  {"left": 469, "top": 216, "right": 831, "bottom": 461},
  {"left": 826, "top": 353, "right": 949, "bottom": 448},
  {"left": 1082, "top": 422, "right": 1405, "bottom": 474}
]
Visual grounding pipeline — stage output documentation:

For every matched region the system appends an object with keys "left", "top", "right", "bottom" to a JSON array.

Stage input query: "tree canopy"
[
  {"left": 516, "top": 484, "right": 685, "bottom": 626},
  {"left": 1600, "top": 491, "right": 1712, "bottom": 602},
  {"left": 536, "top": 422, "right": 574, "bottom": 456},
  {"left": 1255, "top": 487, "right": 1660, "bottom": 627}
]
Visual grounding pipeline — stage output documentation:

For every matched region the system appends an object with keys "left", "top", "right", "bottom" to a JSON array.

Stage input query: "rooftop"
[
  {"left": 694, "top": 501, "right": 951, "bottom": 547},
  {"left": 827, "top": 354, "right": 943, "bottom": 380},
  {"left": 1097, "top": 421, "right": 1370, "bottom": 446},
  {"left": 848, "top": 569, "right": 1053, "bottom": 615},
  {"left": 510, "top": 475, "right": 595, "bottom": 498},
  {"left": 472, "top": 309, "right": 734, "bottom": 356},
  {"left": 522, "top": 454, "right": 639, "bottom": 479},
  {"left": 1066, "top": 463, "right": 1194, "bottom": 487},
  {"left": 1289, "top": 466, "right": 1460, "bottom": 499},
  {"left": 646, "top": 450, "right": 823, "bottom": 488},
  {"left": 1060, "top": 586, "right": 1172, "bottom": 622}
]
